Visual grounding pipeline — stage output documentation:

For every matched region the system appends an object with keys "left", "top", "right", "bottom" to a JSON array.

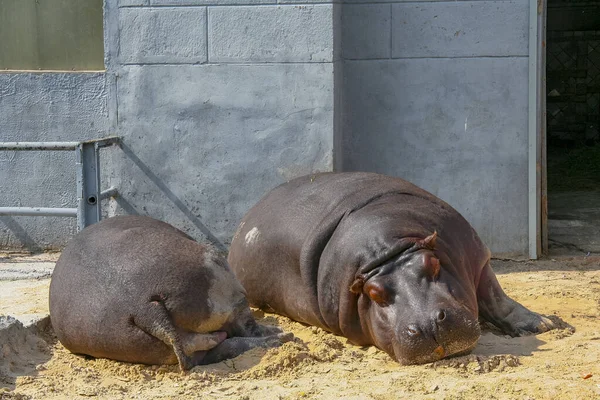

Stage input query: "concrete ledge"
[
  {"left": 344, "top": 0, "right": 497, "bottom": 2},
  {"left": 118, "top": 1, "right": 341, "bottom": 7},
  {"left": 119, "top": 0, "right": 149, "bottom": 6},
  {"left": 151, "top": 0, "right": 267, "bottom": 4}
]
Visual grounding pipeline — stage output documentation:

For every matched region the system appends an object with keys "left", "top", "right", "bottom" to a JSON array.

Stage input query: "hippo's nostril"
[
  {"left": 436, "top": 310, "right": 446, "bottom": 322},
  {"left": 406, "top": 325, "right": 421, "bottom": 337}
]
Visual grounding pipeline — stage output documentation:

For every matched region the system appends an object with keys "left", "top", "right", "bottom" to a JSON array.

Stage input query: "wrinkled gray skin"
[
  {"left": 228, "top": 172, "right": 555, "bottom": 365},
  {"left": 50, "top": 216, "right": 289, "bottom": 371}
]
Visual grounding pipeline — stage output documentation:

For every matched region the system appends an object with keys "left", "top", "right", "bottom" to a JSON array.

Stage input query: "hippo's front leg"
[{"left": 476, "top": 261, "right": 555, "bottom": 336}]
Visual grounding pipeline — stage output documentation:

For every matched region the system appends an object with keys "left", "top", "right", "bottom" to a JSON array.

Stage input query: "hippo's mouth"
[
  {"left": 392, "top": 336, "right": 479, "bottom": 365},
  {"left": 391, "top": 314, "right": 481, "bottom": 365}
]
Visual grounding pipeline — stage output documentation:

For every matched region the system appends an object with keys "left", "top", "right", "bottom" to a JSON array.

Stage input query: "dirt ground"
[{"left": 1, "top": 255, "right": 599, "bottom": 400}]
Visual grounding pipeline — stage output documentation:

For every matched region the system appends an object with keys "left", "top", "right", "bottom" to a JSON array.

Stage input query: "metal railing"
[{"left": 0, "top": 136, "right": 120, "bottom": 231}]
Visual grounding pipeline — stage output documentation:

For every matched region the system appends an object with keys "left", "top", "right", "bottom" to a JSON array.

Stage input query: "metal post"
[
  {"left": 528, "top": 0, "right": 541, "bottom": 259},
  {"left": 75, "top": 142, "right": 102, "bottom": 231}
]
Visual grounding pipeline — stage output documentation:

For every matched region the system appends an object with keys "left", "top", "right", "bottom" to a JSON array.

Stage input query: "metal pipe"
[
  {"left": 85, "top": 136, "right": 120, "bottom": 148},
  {"left": 0, "top": 136, "right": 120, "bottom": 151},
  {"left": 0, "top": 207, "right": 77, "bottom": 217},
  {"left": 75, "top": 144, "right": 86, "bottom": 231},
  {"left": 100, "top": 187, "right": 119, "bottom": 200},
  {"left": 0, "top": 142, "right": 80, "bottom": 151}
]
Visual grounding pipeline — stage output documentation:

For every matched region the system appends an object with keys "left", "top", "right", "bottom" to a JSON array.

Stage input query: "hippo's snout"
[
  {"left": 394, "top": 306, "right": 480, "bottom": 365},
  {"left": 404, "top": 308, "right": 447, "bottom": 337}
]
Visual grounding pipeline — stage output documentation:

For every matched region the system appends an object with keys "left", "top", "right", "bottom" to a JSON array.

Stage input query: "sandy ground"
[{"left": 1, "top": 255, "right": 599, "bottom": 400}]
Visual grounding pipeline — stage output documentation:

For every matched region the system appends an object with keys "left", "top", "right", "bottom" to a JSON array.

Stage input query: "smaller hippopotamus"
[
  {"left": 49, "top": 216, "right": 289, "bottom": 371},
  {"left": 228, "top": 172, "right": 555, "bottom": 365}
]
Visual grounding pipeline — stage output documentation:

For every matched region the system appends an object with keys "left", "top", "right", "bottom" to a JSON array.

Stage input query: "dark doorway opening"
[{"left": 546, "top": 0, "right": 600, "bottom": 255}]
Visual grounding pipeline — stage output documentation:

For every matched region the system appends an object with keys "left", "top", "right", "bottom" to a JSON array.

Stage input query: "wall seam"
[
  {"left": 345, "top": 55, "right": 530, "bottom": 61},
  {"left": 388, "top": 3, "right": 392, "bottom": 59},
  {"left": 205, "top": 6, "right": 210, "bottom": 63}
]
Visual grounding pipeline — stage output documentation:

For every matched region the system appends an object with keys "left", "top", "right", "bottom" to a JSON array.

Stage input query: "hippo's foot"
[
  {"left": 132, "top": 298, "right": 227, "bottom": 371},
  {"left": 480, "top": 296, "right": 555, "bottom": 336},
  {"left": 223, "top": 306, "right": 284, "bottom": 338},
  {"left": 476, "top": 262, "right": 556, "bottom": 337},
  {"left": 199, "top": 332, "right": 295, "bottom": 365}
]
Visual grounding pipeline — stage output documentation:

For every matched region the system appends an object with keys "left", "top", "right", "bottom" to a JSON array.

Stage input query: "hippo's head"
[{"left": 350, "top": 232, "right": 480, "bottom": 364}]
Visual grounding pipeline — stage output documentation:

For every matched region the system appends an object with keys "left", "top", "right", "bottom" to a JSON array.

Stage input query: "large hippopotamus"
[
  {"left": 228, "top": 172, "right": 555, "bottom": 364},
  {"left": 50, "top": 216, "right": 288, "bottom": 371}
]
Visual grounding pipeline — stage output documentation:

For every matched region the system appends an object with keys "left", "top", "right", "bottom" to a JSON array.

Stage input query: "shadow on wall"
[
  {"left": 119, "top": 143, "right": 226, "bottom": 251},
  {"left": 0, "top": 217, "right": 43, "bottom": 252},
  {"left": 1, "top": 145, "right": 225, "bottom": 252}
]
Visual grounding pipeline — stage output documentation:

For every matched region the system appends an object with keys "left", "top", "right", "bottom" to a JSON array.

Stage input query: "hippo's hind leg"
[
  {"left": 195, "top": 306, "right": 293, "bottom": 365},
  {"left": 132, "top": 297, "right": 226, "bottom": 371},
  {"left": 199, "top": 333, "right": 295, "bottom": 365},
  {"left": 476, "top": 261, "right": 555, "bottom": 336},
  {"left": 226, "top": 306, "right": 283, "bottom": 337}
]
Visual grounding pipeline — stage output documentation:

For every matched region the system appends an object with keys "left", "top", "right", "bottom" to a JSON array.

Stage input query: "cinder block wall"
[
  {"left": 340, "top": 1, "right": 530, "bottom": 255},
  {"left": 103, "top": 0, "right": 338, "bottom": 248}
]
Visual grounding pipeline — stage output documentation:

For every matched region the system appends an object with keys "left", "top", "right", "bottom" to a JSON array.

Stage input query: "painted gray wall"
[
  {"left": 102, "top": 0, "right": 337, "bottom": 248},
  {"left": 340, "top": 0, "right": 530, "bottom": 255},
  {"left": 1, "top": 0, "right": 531, "bottom": 255},
  {"left": 0, "top": 73, "right": 108, "bottom": 250}
]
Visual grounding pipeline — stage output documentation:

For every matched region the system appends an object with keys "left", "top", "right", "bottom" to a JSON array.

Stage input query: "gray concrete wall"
[
  {"left": 0, "top": 73, "right": 108, "bottom": 250},
  {"left": 340, "top": 0, "right": 530, "bottom": 255},
  {"left": 102, "top": 0, "right": 337, "bottom": 247}
]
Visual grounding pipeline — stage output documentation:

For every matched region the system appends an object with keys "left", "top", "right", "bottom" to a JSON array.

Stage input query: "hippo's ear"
[
  {"left": 364, "top": 280, "right": 391, "bottom": 306},
  {"left": 417, "top": 231, "right": 437, "bottom": 250},
  {"left": 349, "top": 275, "right": 365, "bottom": 294},
  {"left": 424, "top": 254, "right": 441, "bottom": 279}
]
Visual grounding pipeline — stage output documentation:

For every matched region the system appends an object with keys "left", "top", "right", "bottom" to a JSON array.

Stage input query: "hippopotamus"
[
  {"left": 50, "top": 215, "right": 288, "bottom": 371},
  {"left": 228, "top": 172, "right": 555, "bottom": 364}
]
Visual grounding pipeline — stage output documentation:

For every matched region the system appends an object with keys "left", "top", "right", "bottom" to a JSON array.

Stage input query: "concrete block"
[
  {"left": 279, "top": 0, "right": 339, "bottom": 3},
  {"left": 150, "top": 0, "right": 266, "bottom": 4},
  {"left": 342, "top": 58, "right": 529, "bottom": 253},
  {"left": 119, "top": 7, "right": 207, "bottom": 64},
  {"left": 0, "top": 72, "right": 108, "bottom": 250},
  {"left": 342, "top": 4, "right": 391, "bottom": 59},
  {"left": 110, "top": 64, "right": 334, "bottom": 246},
  {"left": 118, "top": 0, "right": 149, "bottom": 6},
  {"left": 208, "top": 5, "right": 333, "bottom": 63},
  {"left": 392, "top": 1, "right": 528, "bottom": 58},
  {"left": 343, "top": 0, "right": 488, "bottom": 2}
]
